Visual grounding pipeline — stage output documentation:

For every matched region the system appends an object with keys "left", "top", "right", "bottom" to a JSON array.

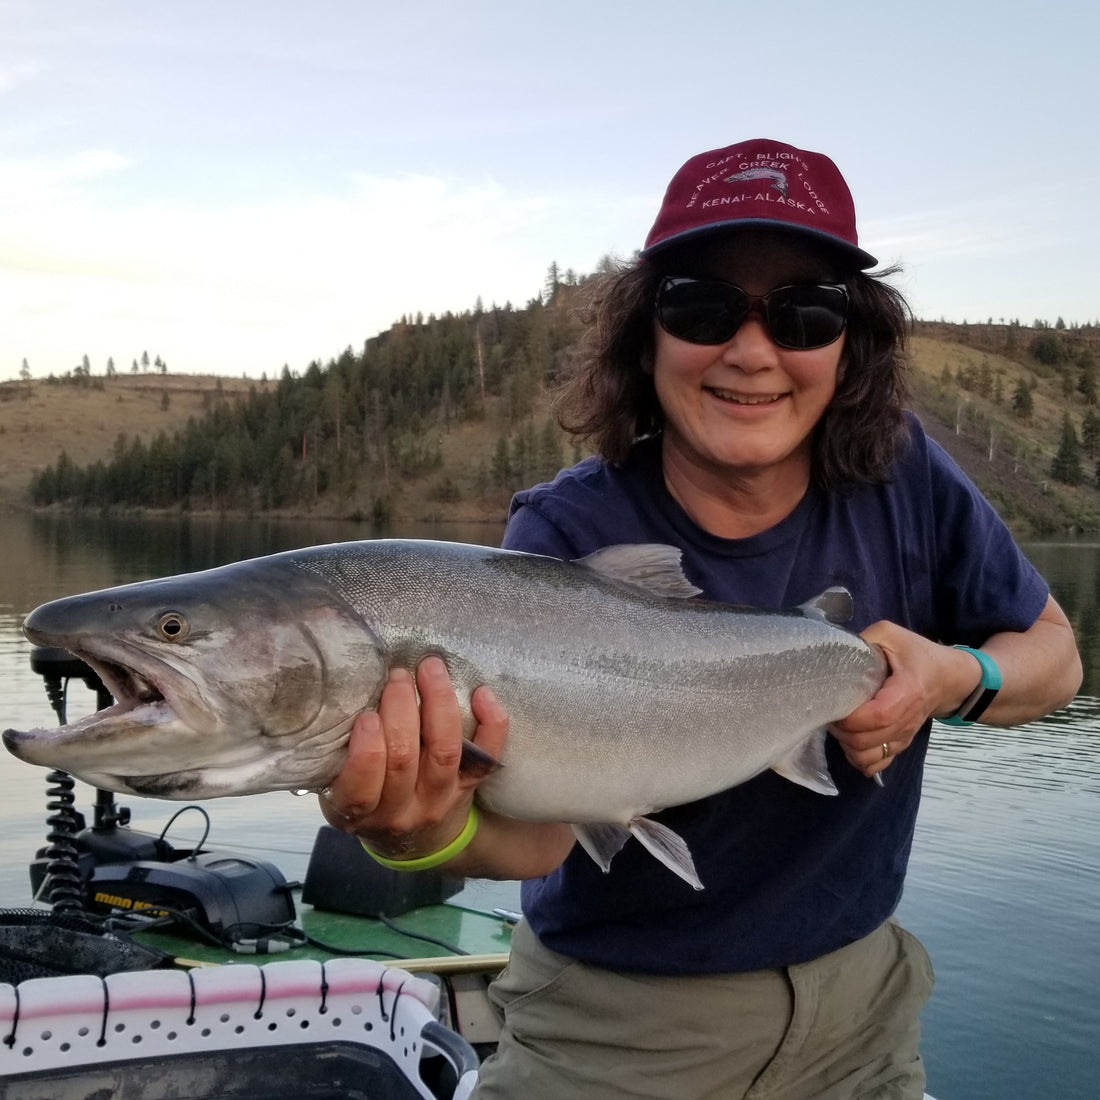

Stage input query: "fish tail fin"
[
  {"left": 770, "top": 730, "right": 838, "bottom": 796},
  {"left": 629, "top": 816, "right": 704, "bottom": 891},
  {"left": 572, "top": 822, "right": 631, "bottom": 872}
]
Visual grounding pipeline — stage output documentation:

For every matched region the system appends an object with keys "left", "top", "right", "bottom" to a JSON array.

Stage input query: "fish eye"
[{"left": 156, "top": 612, "right": 189, "bottom": 642}]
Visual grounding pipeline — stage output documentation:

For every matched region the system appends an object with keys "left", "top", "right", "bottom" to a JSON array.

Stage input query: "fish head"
[{"left": 3, "top": 557, "right": 385, "bottom": 799}]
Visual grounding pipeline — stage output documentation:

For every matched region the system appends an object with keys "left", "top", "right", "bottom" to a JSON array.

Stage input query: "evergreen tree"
[
  {"left": 1050, "top": 414, "right": 1084, "bottom": 485},
  {"left": 537, "top": 418, "right": 563, "bottom": 478},
  {"left": 1031, "top": 332, "right": 1064, "bottom": 365},
  {"left": 1082, "top": 409, "right": 1100, "bottom": 459},
  {"left": 1011, "top": 379, "right": 1033, "bottom": 422},
  {"left": 1079, "top": 361, "right": 1098, "bottom": 405}
]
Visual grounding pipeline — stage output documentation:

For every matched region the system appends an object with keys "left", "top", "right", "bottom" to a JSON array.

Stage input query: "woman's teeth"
[{"left": 709, "top": 388, "right": 780, "bottom": 405}]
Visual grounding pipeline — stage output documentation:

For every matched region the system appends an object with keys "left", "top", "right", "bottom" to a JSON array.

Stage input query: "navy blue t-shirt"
[{"left": 501, "top": 414, "right": 1049, "bottom": 973}]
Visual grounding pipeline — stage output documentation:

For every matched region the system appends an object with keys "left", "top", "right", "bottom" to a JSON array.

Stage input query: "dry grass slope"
[
  {"left": 4, "top": 328, "right": 1100, "bottom": 536},
  {"left": 0, "top": 374, "right": 270, "bottom": 504}
]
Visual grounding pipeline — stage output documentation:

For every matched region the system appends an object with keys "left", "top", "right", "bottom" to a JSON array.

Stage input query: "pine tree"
[
  {"left": 1050, "top": 414, "right": 1084, "bottom": 485},
  {"left": 1011, "top": 379, "right": 1033, "bottom": 422},
  {"left": 1082, "top": 409, "right": 1100, "bottom": 459},
  {"left": 1078, "top": 361, "right": 1097, "bottom": 405}
]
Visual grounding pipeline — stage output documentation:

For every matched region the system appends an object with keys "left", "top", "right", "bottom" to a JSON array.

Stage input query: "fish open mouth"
[{"left": 70, "top": 651, "right": 166, "bottom": 714}]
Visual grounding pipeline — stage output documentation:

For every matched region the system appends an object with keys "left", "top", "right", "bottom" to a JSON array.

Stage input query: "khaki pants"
[{"left": 474, "top": 918, "right": 933, "bottom": 1100}]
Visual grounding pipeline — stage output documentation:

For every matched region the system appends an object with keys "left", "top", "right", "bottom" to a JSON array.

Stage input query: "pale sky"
[{"left": 1, "top": 0, "right": 1097, "bottom": 382}]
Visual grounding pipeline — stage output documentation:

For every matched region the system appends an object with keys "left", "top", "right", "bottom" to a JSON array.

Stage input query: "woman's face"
[{"left": 652, "top": 232, "right": 846, "bottom": 487}]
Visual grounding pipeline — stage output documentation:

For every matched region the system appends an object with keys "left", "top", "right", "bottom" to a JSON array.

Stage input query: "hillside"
[
  {"left": 0, "top": 373, "right": 272, "bottom": 503},
  {"left": 3, "top": 316, "right": 1100, "bottom": 538}
]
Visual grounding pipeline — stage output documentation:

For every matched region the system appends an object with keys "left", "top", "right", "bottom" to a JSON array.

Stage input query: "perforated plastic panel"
[{"left": 0, "top": 957, "right": 478, "bottom": 1100}]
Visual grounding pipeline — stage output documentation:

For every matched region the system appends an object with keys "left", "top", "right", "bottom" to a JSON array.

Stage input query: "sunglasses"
[{"left": 655, "top": 276, "right": 849, "bottom": 350}]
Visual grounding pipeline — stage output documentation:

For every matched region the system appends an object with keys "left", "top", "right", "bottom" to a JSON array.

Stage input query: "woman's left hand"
[
  {"left": 829, "top": 620, "right": 967, "bottom": 780},
  {"left": 834, "top": 596, "right": 1083, "bottom": 780}
]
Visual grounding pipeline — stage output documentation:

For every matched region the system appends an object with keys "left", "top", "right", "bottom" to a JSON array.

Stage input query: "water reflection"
[
  {"left": 0, "top": 511, "right": 505, "bottom": 615},
  {"left": 1023, "top": 541, "right": 1100, "bottom": 697},
  {"left": 0, "top": 514, "right": 1097, "bottom": 1099}
]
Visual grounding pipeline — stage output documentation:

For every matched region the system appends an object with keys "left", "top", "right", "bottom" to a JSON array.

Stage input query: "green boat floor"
[{"left": 133, "top": 892, "right": 514, "bottom": 967}]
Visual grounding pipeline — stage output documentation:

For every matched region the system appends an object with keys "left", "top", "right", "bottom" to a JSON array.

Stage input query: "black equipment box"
[
  {"left": 302, "top": 826, "right": 462, "bottom": 917},
  {"left": 86, "top": 851, "right": 295, "bottom": 933}
]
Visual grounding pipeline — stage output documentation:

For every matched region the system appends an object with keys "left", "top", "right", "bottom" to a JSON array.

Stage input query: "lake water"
[{"left": 0, "top": 511, "right": 1096, "bottom": 1099}]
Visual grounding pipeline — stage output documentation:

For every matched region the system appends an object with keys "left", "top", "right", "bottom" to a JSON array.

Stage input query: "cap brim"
[{"left": 640, "top": 219, "right": 877, "bottom": 271}]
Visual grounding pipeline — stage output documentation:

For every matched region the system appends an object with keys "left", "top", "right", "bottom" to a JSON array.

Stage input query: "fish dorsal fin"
[
  {"left": 770, "top": 730, "right": 839, "bottom": 796},
  {"left": 575, "top": 544, "right": 702, "bottom": 599},
  {"left": 798, "top": 586, "right": 854, "bottom": 624}
]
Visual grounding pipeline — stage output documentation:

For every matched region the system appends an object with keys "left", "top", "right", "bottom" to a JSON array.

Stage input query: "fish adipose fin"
[
  {"left": 770, "top": 730, "right": 838, "bottom": 796},
  {"left": 574, "top": 544, "right": 703, "bottom": 599},
  {"left": 573, "top": 818, "right": 704, "bottom": 892}
]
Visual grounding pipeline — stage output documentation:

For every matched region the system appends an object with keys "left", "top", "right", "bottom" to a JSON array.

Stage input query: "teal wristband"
[
  {"left": 361, "top": 805, "right": 480, "bottom": 872},
  {"left": 940, "top": 646, "right": 1002, "bottom": 726}
]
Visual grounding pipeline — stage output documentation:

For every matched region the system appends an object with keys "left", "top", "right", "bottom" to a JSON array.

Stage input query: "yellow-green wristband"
[{"left": 361, "top": 806, "right": 480, "bottom": 872}]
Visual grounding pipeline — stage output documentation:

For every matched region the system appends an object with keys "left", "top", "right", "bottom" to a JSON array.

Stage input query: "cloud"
[
  {"left": 863, "top": 181, "right": 1073, "bottom": 268},
  {"left": 0, "top": 59, "right": 43, "bottom": 93},
  {"left": 0, "top": 155, "right": 575, "bottom": 377}
]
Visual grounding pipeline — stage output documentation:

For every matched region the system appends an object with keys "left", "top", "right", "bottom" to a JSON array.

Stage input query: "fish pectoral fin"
[
  {"left": 770, "top": 731, "right": 838, "bottom": 796},
  {"left": 629, "top": 817, "right": 704, "bottom": 892},
  {"left": 572, "top": 823, "right": 632, "bottom": 872},
  {"left": 574, "top": 544, "right": 702, "bottom": 599},
  {"left": 459, "top": 739, "right": 503, "bottom": 779}
]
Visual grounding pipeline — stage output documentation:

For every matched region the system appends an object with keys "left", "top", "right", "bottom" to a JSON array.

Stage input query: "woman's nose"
[{"left": 720, "top": 312, "right": 780, "bottom": 371}]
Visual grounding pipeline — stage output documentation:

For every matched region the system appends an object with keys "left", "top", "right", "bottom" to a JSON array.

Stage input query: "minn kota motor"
[{"left": 26, "top": 647, "right": 296, "bottom": 941}]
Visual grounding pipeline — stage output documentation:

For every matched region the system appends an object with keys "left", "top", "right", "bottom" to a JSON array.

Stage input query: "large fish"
[{"left": 4, "top": 540, "right": 885, "bottom": 889}]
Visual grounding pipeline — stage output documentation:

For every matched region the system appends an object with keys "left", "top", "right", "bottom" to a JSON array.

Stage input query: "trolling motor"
[{"left": 25, "top": 648, "right": 295, "bottom": 941}]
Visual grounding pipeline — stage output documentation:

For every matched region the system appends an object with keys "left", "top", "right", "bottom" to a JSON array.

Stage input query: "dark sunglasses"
[{"left": 655, "top": 276, "right": 849, "bottom": 350}]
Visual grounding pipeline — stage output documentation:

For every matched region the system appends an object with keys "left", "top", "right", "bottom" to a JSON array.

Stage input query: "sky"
[{"left": 1, "top": 0, "right": 1097, "bottom": 382}]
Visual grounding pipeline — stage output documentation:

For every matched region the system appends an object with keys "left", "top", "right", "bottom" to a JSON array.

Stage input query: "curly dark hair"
[{"left": 553, "top": 255, "right": 913, "bottom": 488}]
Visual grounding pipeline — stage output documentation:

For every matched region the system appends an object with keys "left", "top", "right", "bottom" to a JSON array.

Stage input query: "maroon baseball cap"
[{"left": 640, "top": 138, "right": 876, "bottom": 270}]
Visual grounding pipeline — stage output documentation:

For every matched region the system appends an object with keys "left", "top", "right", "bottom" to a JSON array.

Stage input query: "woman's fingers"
[{"left": 416, "top": 656, "right": 467, "bottom": 791}]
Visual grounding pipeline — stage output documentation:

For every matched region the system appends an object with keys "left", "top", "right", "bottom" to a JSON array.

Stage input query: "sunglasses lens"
[
  {"left": 656, "top": 278, "right": 848, "bottom": 350},
  {"left": 766, "top": 285, "right": 848, "bottom": 349},
  {"left": 656, "top": 278, "right": 747, "bottom": 345}
]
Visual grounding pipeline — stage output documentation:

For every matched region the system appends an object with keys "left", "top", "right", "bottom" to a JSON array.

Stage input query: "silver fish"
[{"left": 4, "top": 540, "right": 885, "bottom": 888}]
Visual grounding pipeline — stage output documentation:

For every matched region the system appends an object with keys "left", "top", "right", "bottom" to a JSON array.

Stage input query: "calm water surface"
[{"left": 0, "top": 512, "right": 1097, "bottom": 1099}]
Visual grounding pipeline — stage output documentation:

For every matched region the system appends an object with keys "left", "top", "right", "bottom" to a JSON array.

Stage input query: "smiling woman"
[{"left": 316, "top": 137, "right": 1082, "bottom": 1100}]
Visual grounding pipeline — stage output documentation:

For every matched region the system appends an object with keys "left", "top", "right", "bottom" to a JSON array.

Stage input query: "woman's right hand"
[{"left": 319, "top": 655, "right": 509, "bottom": 861}]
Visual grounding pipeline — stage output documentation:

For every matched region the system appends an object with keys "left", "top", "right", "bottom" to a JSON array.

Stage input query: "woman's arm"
[
  {"left": 318, "top": 655, "right": 575, "bottom": 879},
  {"left": 832, "top": 594, "right": 1082, "bottom": 780}
]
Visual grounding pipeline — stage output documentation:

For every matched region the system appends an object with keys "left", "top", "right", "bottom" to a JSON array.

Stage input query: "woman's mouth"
[{"left": 706, "top": 387, "right": 784, "bottom": 406}]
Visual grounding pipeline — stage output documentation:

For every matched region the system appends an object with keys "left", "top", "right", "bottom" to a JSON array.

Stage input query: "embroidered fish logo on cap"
[{"left": 724, "top": 167, "right": 788, "bottom": 198}]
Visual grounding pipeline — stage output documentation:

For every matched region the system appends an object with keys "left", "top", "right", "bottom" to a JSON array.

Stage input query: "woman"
[{"left": 321, "top": 139, "right": 1082, "bottom": 1099}]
